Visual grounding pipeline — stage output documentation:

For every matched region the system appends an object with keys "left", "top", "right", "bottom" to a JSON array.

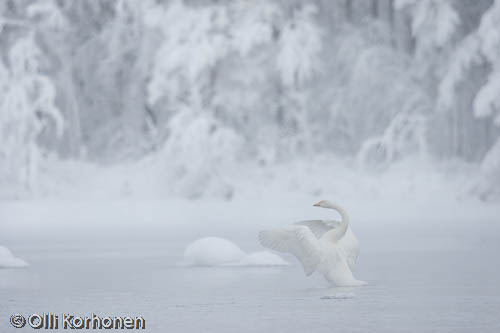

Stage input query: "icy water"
[{"left": 1, "top": 201, "right": 500, "bottom": 332}]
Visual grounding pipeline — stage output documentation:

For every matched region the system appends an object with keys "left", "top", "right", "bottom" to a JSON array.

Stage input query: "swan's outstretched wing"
[
  {"left": 259, "top": 226, "right": 321, "bottom": 276},
  {"left": 294, "top": 219, "right": 341, "bottom": 239},
  {"left": 337, "top": 229, "right": 360, "bottom": 270}
]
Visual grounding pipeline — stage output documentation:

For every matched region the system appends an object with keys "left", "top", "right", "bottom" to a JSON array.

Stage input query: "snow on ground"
[{"left": 2, "top": 154, "right": 485, "bottom": 205}]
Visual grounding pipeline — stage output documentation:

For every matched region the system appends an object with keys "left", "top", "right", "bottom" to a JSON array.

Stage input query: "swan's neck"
[{"left": 323, "top": 203, "right": 349, "bottom": 243}]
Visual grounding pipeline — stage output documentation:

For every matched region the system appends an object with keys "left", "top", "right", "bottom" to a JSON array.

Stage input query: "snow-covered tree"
[
  {"left": 26, "top": 0, "right": 81, "bottom": 159},
  {"left": 438, "top": 1, "right": 500, "bottom": 131},
  {"left": 0, "top": 0, "right": 498, "bottom": 201},
  {"left": 146, "top": 1, "right": 231, "bottom": 111},
  {"left": 275, "top": 3, "right": 322, "bottom": 156},
  {"left": 471, "top": 0, "right": 500, "bottom": 125},
  {"left": 396, "top": 0, "right": 459, "bottom": 58},
  {"left": 0, "top": 33, "right": 63, "bottom": 194}
]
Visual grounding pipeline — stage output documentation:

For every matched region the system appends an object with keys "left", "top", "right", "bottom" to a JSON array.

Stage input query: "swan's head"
[{"left": 313, "top": 200, "right": 331, "bottom": 208}]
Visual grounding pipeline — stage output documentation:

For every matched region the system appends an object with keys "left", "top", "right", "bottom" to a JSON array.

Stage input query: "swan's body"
[
  {"left": 295, "top": 220, "right": 359, "bottom": 270},
  {"left": 259, "top": 201, "right": 365, "bottom": 287}
]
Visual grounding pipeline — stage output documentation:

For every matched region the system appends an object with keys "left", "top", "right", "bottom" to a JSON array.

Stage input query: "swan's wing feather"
[
  {"left": 259, "top": 226, "right": 321, "bottom": 276},
  {"left": 337, "top": 229, "right": 360, "bottom": 270},
  {"left": 294, "top": 219, "right": 341, "bottom": 239}
]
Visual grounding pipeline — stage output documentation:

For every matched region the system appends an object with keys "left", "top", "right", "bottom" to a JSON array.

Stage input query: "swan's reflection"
[{"left": 321, "top": 286, "right": 356, "bottom": 299}]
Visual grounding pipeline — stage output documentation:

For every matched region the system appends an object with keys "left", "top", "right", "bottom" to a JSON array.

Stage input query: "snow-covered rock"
[
  {"left": 183, "top": 237, "right": 246, "bottom": 266},
  {"left": 0, "top": 246, "right": 28, "bottom": 268},
  {"left": 182, "top": 237, "right": 288, "bottom": 267}
]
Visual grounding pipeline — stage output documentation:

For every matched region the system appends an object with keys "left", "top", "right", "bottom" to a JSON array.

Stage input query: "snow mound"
[
  {"left": 0, "top": 246, "right": 28, "bottom": 268},
  {"left": 182, "top": 238, "right": 288, "bottom": 267},
  {"left": 232, "top": 251, "right": 289, "bottom": 267},
  {"left": 183, "top": 237, "right": 246, "bottom": 266}
]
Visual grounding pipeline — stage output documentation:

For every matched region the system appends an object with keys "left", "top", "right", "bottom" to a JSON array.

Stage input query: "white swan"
[
  {"left": 259, "top": 200, "right": 366, "bottom": 287},
  {"left": 296, "top": 200, "right": 360, "bottom": 270}
]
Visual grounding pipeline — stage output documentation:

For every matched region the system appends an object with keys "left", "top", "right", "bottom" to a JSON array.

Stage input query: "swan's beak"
[{"left": 313, "top": 202, "right": 321, "bottom": 207}]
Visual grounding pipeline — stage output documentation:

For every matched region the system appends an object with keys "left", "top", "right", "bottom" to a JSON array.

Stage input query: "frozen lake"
[{"left": 1, "top": 201, "right": 499, "bottom": 332}]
